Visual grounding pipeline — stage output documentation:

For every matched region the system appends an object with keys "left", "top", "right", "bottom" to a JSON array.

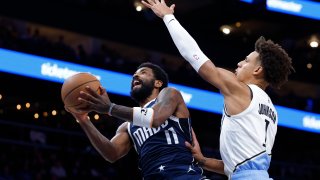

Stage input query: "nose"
[
  {"left": 237, "top": 61, "right": 242, "bottom": 67},
  {"left": 133, "top": 73, "right": 140, "bottom": 80},
  {"left": 237, "top": 60, "right": 245, "bottom": 67}
]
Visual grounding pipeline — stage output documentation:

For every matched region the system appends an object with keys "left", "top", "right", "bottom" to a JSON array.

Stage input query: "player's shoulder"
[
  {"left": 159, "top": 87, "right": 185, "bottom": 102},
  {"left": 161, "top": 86, "right": 181, "bottom": 95}
]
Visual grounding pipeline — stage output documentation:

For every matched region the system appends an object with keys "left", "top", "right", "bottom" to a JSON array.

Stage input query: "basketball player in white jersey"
[{"left": 141, "top": 0, "right": 294, "bottom": 179}]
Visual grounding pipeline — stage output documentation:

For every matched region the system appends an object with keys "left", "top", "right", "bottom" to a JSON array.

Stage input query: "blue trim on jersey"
[
  {"left": 234, "top": 152, "right": 271, "bottom": 172},
  {"left": 232, "top": 147, "right": 271, "bottom": 180},
  {"left": 231, "top": 170, "right": 271, "bottom": 180}
]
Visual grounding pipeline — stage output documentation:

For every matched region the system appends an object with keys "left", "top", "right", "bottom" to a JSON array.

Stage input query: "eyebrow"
[{"left": 136, "top": 68, "right": 148, "bottom": 74}]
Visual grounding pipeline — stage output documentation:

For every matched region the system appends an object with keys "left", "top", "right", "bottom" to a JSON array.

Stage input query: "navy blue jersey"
[{"left": 127, "top": 99, "right": 204, "bottom": 179}]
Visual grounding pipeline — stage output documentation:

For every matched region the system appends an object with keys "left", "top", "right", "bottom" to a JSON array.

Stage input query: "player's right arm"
[
  {"left": 141, "top": 0, "right": 240, "bottom": 96},
  {"left": 70, "top": 112, "right": 132, "bottom": 163}
]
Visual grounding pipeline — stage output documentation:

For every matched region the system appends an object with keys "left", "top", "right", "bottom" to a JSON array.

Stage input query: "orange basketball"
[{"left": 61, "top": 72, "right": 101, "bottom": 113}]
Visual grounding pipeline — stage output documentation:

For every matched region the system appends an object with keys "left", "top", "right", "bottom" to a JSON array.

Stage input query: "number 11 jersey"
[{"left": 127, "top": 98, "right": 203, "bottom": 179}]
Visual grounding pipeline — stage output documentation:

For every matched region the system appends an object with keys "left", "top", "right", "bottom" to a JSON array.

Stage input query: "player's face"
[
  {"left": 130, "top": 67, "right": 156, "bottom": 103},
  {"left": 235, "top": 51, "right": 261, "bottom": 82}
]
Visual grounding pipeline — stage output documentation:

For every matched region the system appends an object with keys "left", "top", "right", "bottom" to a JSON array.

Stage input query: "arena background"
[{"left": 0, "top": 0, "right": 319, "bottom": 179}]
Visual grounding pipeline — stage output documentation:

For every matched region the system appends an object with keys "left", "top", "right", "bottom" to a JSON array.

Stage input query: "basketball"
[{"left": 61, "top": 72, "right": 101, "bottom": 113}]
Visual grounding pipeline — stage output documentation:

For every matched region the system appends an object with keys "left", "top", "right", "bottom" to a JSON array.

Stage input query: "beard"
[{"left": 130, "top": 79, "right": 154, "bottom": 103}]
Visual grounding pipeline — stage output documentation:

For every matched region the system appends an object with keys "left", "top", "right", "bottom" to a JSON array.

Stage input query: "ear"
[
  {"left": 154, "top": 80, "right": 163, "bottom": 89},
  {"left": 253, "top": 66, "right": 264, "bottom": 76}
]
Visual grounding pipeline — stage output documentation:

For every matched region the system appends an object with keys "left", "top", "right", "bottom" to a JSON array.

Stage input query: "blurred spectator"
[{"left": 49, "top": 159, "right": 67, "bottom": 179}]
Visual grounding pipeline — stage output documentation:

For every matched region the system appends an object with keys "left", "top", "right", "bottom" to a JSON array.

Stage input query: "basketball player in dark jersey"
[{"left": 66, "top": 62, "right": 206, "bottom": 180}]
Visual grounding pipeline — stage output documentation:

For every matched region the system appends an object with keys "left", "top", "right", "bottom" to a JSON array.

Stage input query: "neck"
[
  {"left": 139, "top": 94, "right": 158, "bottom": 107},
  {"left": 255, "top": 82, "right": 268, "bottom": 90},
  {"left": 246, "top": 78, "right": 268, "bottom": 90}
]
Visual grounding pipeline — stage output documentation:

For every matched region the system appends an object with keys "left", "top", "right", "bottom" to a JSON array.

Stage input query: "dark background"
[{"left": 0, "top": 0, "right": 319, "bottom": 179}]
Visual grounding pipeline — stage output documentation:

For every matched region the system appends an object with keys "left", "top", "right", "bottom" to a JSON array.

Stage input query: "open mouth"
[{"left": 132, "top": 80, "right": 142, "bottom": 89}]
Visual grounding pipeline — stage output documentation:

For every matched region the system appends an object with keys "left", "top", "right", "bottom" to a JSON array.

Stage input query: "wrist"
[
  {"left": 132, "top": 107, "right": 154, "bottom": 128},
  {"left": 163, "top": 14, "right": 175, "bottom": 25},
  {"left": 198, "top": 157, "right": 207, "bottom": 167},
  {"left": 76, "top": 115, "right": 90, "bottom": 123},
  {"left": 107, "top": 103, "right": 116, "bottom": 116}
]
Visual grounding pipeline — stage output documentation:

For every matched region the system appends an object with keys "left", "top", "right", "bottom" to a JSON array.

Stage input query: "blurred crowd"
[
  {"left": 0, "top": 16, "right": 320, "bottom": 179},
  {"left": 0, "top": 16, "right": 318, "bottom": 114}
]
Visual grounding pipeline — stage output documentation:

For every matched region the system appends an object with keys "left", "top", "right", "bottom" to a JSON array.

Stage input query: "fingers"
[
  {"left": 78, "top": 93, "right": 92, "bottom": 104},
  {"left": 160, "top": 0, "right": 167, "bottom": 6},
  {"left": 191, "top": 128, "right": 199, "bottom": 146},
  {"left": 84, "top": 86, "right": 100, "bottom": 98},
  {"left": 99, "top": 86, "right": 107, "bottom": 95},
  {"left": 146, "top": 0, "right": 155, "bottom": 5},
  {"left": 79, "top": 89, "right": 100, "bottom": 105},
  {"left": 76, "top": 103, "right": 91, "bottom": 111},
  {"left": 141, "top": 1, "right": 151, "bottom": 8},
  {"left": 185, "top": 141, "right": 193, "bottom": 150},
  {"left": 80, "top": 86, "right": 108, "bottom": 104},
  {"left": 141, "top": 0, "right": 165, "bottom": 7},
  {"left": 191, "top": 128, "right": 199, "bottom": 141},
  {"left": 191, "top": 128, "right": 197, "bottom": 139},
  {"left": 141, "top": 0, "right": 155, "bottom": 9},
  {"left": 169, "top": 4, "right": 175, "bottom": 12}
]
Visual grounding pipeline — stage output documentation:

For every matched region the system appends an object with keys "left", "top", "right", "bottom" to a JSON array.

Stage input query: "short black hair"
[
  {"left": 137, "top": 62, "right": 169, "bottom": 91},
  {"left": 255, "top": 36, "right": 294, "bottom": 89}
]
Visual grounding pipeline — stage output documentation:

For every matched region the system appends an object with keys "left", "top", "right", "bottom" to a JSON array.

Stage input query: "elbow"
[
  {"left": 102, "top": 153, "right": 120, "bottom": 164},
  {"left": 108, "top": 158, "right": 117, "bottom": 164},
  {"left": 105, "top": 156, "right": 120, "bottom": 164}
]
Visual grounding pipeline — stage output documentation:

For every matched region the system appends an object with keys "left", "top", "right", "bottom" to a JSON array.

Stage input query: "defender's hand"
[
  {"left": 185, "top": 129, "right": 205, "bottom": 162},
  {"left": 141, "top": 0, "right": 175, "bottom": 18}
]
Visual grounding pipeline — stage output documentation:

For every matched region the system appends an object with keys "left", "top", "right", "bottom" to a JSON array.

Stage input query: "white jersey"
[{"left": 220, "top": 84, "right": 277, "bottom": 177}]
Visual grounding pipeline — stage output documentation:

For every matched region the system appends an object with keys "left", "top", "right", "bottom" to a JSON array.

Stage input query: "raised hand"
[
  {"left": 141, "top": 0, "right": 175, "bottom": 18},
  {"left": 77, "top": 85, "right": 112, "bottom": 114}
]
